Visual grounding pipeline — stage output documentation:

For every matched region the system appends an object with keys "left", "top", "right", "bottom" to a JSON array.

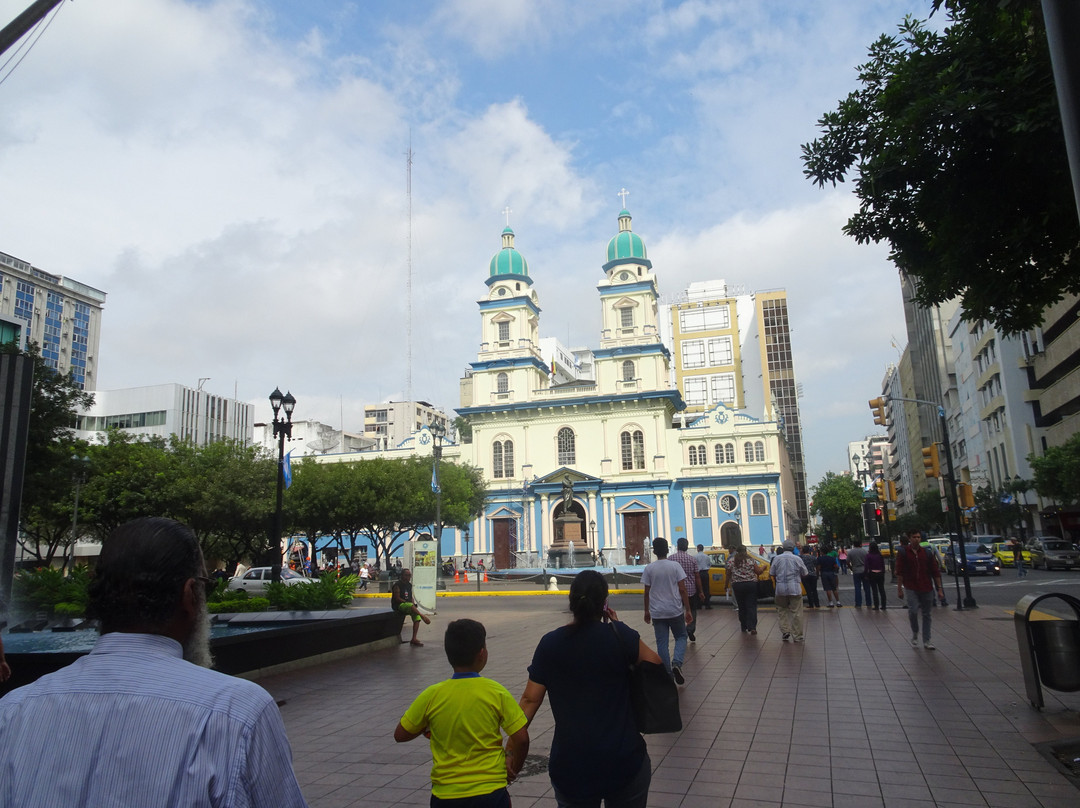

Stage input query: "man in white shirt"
[
  {"left": 695, "top": 544, "right": 713, "bottom": 609},
  {"left": 770, "top": 540, "right": 809, "bottom": 643},
  {"left": 641, "top": 537, "right": 693, "bottom": 685}
]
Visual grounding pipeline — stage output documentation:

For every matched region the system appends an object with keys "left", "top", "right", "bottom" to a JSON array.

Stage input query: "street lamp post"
[
  {"left": 463, "top": 525, "right": 470, "bottom": 562},
  {"left": 1012, "top": 476, "right": 1029, "bottom": 545},
  {"left": 431, "top": 422, "right": 445, "bottom": 588},
  {"left": 269, "top": 387, "right": 296, "bottom": 583},
  {"left": 66, "top": 454, "right": 90, "bottom": 573}
]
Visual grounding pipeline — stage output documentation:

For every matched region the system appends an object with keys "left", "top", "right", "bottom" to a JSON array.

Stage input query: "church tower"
[
  {"left": 594, "top": 206, "right": 672, "bottom": 396},
  {"left": 460, "top": 225, "right": 549, "bottom": 409}
]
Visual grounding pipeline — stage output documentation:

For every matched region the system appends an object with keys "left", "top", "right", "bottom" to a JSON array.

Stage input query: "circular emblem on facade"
[
  {"left": 498, "top": 287, "right": 507, "bottom": 296},
  {"left": 619, "top": 271, "right": 630, "bottom": 281},
  {"left": 418, "top": 431, "right": 431, "bottom": 445},
  {"left": 720, "top": 494, "right": 738, "bottom": 513},
  {"left": 714, "top": 410, "right": 729, "bottom": 425}
]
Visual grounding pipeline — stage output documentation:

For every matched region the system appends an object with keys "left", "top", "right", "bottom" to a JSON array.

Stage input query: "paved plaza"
[{"left": 261, "top": 588, "right": 1080, "bottom": 808}]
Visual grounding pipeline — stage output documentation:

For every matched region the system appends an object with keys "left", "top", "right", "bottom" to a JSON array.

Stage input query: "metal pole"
[
  {"left": 939, "top": 406, "right": 976, "bottom": 608},
  {"left": 272, "top": 425, "right": 285, "bottom": 583},
  {"left": 0, "top": 0, "right": 64, "bottom": 58}
]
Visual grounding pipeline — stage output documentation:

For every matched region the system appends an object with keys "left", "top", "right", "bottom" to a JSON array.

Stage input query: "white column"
[{"left": 540, "top": 493, "right": 550, "bottom": 552}]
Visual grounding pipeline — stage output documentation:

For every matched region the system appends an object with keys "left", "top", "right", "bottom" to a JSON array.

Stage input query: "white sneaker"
[
  {"left": 910, "top": 635, "right": 919, "bottom": 647},
  {"left": 923, "top": 641, "right": 936, "bottom": 650}
]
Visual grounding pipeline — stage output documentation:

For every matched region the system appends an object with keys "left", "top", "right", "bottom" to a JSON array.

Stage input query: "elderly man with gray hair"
[
  {"left": 770, "top": 540, "right": 809, "bottom": 643},
  {"left": 0, "top": 517, "right": 308, "bottom": 807}
]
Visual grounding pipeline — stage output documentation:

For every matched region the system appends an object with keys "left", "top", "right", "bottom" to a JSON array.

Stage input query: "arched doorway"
[
  {"left": 552, "top": 500, "right": 587, "bottom": 546},
  {"left": 720, "top": 520, "right": 742, "bottom": 549}
]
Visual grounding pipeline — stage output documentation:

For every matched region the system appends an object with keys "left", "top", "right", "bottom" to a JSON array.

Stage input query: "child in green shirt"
[{"left": 394, "top": 619, "right": 529, "bottom": 807}]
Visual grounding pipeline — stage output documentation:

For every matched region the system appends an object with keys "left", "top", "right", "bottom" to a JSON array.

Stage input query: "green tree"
[
  {"left": 1, "top": 342, "right": 95, "bottom": 565},
  {"left": 452, "top": 416, "right": 473, "bottom": 444},
  {"left": 973, "top": 483, "right": 1024, "bottom": 535},
  {"left": 810, "top": 473, "right": 864, "bottom": 543},
  {"left": 1030, "top": 435, "right": 1080, "bottom": 505},
  {"left": 802, "top": 0, "right": 1080, "bottom": 333}
]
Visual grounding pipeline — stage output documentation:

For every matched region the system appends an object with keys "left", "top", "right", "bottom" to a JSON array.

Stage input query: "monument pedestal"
[{"left": 548, "top": 514, "right": 594, "bottom": 567}]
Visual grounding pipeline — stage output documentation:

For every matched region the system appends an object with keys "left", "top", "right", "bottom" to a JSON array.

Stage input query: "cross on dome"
[
  {"left": 502, "top": 206, "right": 512, "bottom": 227},
  {"left": 617, "top": 188, "right": 630, "bottom": 208}
]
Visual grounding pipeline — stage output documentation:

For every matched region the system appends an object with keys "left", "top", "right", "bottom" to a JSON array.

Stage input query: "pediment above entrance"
[
  {"left": 616, "top": 499, "right": 655, "bottom": 514},
  {"left": 534, "top": 467, "right": 602, "bottom": 486}
]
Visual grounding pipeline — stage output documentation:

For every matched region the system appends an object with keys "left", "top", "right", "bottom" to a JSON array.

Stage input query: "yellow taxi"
[
  {"left": 704, "top": 548, "right": 774, "bottom": 598},
  {"left": 990, "top": 541, "right": 1033, "bottom": 568}
]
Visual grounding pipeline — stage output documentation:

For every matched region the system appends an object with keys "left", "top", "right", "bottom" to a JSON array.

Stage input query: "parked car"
[
  {"left": 1026, "top": 537, "right": 1080, "bottom": 570},
  {"left": 989, "top": 541, "right": 1033, "bottom": 568},
  {"left": 943, "top": 543, "right": 1001, "bottom": 576},
  {"left": 227, "top": 566, "right": 313, "bottom": 595}
]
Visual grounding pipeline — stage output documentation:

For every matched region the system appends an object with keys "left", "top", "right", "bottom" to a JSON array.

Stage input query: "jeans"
[
  {"left": 552, "top": 750, "right": 651, "bottom": 808},
  {"left": 905, "top": 589, "right": 935, "bottom": 642},
  {"left": 651, "top": 616, "right": 687, "bottom": 672},
  {"left": 732, "top": 580, "right": 759, "bottom": 630},
  {"left": 852, "top": 571, "right": 871, "bottom": 607},
  {"left": 699, "top": 570, "right": 711, "bottom": 607},
  {"left": 432, "top": 787, "right": 511, "bottom": 807},
  {"left": 774, "top": 593, "right": 804, "bottom": 639},
  {"left": 867, "top": 571, "right": 887, "bottom": 608},
  {"left": 803, "top": 575, "right": 820, "bottom": 608},
  {"left": 1017, "top": 557, "right": 1027, "bottom": 577}
]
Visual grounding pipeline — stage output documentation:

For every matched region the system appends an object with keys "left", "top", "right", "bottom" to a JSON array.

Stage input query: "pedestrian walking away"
[
  {"left": 895, "top": 531, "right": 946, "bottom": 649},
  {"left": 865, "top": 542, "right": 888, "bottom": 610},
  {"left": 838, "top": 547, "right": 849, "bottom": 574},
  {"left": 847, "top": 539, "right": 870, "bottom": 608},
  {"left": 817, "top": 548, "right": 842, "bottom": 607},
  {"left": 801, "top": 545, "right": 821, "bottom": 609},
  {"left": 1013, "top": 539, "right": 1027, "bottom": 578},
  {"left": 695, "top": 544, "right": 713, "bottom": 609},
  {"left": 771, "top": 541, "right": 808, "bottom": 642},
  {"left": 640, "top": 537, "right": 693, "bottom": 685},
  {"left": 729, "top": 545, "right": 767, "bottom": 634},
  {"left": 669, "top": 538, "right": 700, "bottom": 642}
]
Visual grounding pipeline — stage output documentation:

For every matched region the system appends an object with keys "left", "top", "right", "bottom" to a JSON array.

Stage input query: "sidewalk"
[{"left": 260, "top": 593, "right": 1080, "bottom": 808}]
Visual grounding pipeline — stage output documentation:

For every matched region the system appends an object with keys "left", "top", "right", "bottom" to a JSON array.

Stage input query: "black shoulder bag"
[{"left": 610, "top": 621, "right": 682, "bottom": 734}]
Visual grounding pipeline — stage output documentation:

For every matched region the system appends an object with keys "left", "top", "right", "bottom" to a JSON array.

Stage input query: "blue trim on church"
[
  {"left": 468, "top": 356, "right": 551, "bottom": 374},
  {"left": 592, "top": 343, "right": 672, "bottom": 361},
  {"left": 456, "top": 388, "right": 685, "bottom": 417},
  {"left": 595, "top": 280, "right": 656, "bottom": 296},
  {"left": 478, "top": 297, "right": 541, "bottom": 316}
]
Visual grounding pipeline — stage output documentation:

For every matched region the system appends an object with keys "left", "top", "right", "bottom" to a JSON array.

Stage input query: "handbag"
[{"left": 611, "top": 622, "right": 682, "bottom": 734}]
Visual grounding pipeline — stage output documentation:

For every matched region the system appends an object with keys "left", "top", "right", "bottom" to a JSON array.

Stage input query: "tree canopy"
[
  {"left": 1030, "top": 435, "right": 1080, "bottom": 505},
  {"left": 810, "top": 472, "right": 864, "bottom": 542},
  {"left": 802, "top": 0, "right": 1080, "bottom": 333}
]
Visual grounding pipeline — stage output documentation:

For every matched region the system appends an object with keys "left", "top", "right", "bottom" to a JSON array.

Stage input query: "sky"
[{"left": 0, "top": 0, "right": 938, "bottom": 488}]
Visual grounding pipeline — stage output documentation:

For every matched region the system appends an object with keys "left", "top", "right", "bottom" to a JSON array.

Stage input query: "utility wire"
[{"left": 0, "top": 0, "right": 68, "bottom": 88}]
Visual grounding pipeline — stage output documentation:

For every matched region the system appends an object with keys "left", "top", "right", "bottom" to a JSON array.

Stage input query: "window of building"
[
  {"left": 621, "top": 360, "right": 635, "bottom": 382},
  {"left": 496, "top": 372, "right": 509, "bottom": 394},
  {"left": 751, "top": 493, "right": 767, "bottom": 515},
  {"left": 679, "top": 305, "right": 730, "bottom": 333},
  {"left": 621, "top": 429, "right": 645, "bottom": 470},
  {"left": 689, "top": 444, "right": 706, "bottom": 466},
  {"left": 754, "top": 441, "right": 765, "bottom": 462},
  {"left": 681, "top": 340, "right": 706, "bottom": 369},
  {"left": 707, "top": 336, "right": 733, "bottom": 366},
  {"left": 710, "top": 374, "right": 736, "bottom": 405},
  {"left": 715, "top": 442, "right": 735, "bottom": 464},
  {"left": 694, "top": 495, "right": 710, "bottom": 518},
  {"left": 557, "top": 427, "right": 576, "bottom": 465},
  {"left": 497, "top": 321, "right": 510, "bottom": 342},
  {"left": 684, "top": 376, "right": 708, "bottom": 406},
  {"left": 744, "top": 442, "right": 755, "bottom": 463},
  {"left": 619, "top": 306, "right": 634, "bottom": 329},
  {"left": 493, "top": 439, "right": 514, "bottom": 478}
]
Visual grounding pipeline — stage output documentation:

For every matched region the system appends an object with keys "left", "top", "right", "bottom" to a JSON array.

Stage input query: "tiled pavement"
[{"left": 259, "top": 590, "right": 1080, "bottom": 808}]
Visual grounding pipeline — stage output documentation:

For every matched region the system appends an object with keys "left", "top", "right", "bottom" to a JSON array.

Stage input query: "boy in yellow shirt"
[{"left": 394, "top": 619, "right": 529, "bottom": 807}]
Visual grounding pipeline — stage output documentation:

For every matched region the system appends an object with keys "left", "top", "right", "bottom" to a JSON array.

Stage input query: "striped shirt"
[
  {"left": 0, "top": 632, "right": 308, "bottom": 808},
  {"left": 668, "top": 550, "right": 698, "bottom": 597}
]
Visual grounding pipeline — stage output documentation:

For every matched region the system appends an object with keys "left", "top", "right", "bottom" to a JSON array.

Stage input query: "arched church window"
[
  {"left": 497, "top": 321, "right": 510, "bottom": 342},
  {"left": 751, "top": 493, "right": 767, "bottom": 515},
  {"left": 622, "top": 360, "right": 635, "bottom": 382},
  {"left": 557, "top": 427, "right": 576, "bottom": 466},
  {"left": 496, "top": 372, "right": 509, "bottom": 394},
  {"left": 724, "top": 443, "right": 735, "bottom": 464},
  {"left": 744, "top": 442, "right": 754, "bottom": 463},
  {"left": 492, "top": 439, "right": 514, "bottom": 479},
  {"left": 689, "top": 444, "right": 706, "bottom": 466},
  {"left": 694, "top": 495, "right": 710, "bottom": 518},
  {"left": 619, "top": 307, "right": 634, "bottom": 329},
  {"left": 621, "top": 430, "right": 645, "bottom": 470},
  {"left": 754, "top": 441, "right": 765, "bottom": 462}
]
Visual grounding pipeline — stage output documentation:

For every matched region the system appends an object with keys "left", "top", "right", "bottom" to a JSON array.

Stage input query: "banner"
[{"left": 409, "top": 537, "right": 438, "bottom": 613}]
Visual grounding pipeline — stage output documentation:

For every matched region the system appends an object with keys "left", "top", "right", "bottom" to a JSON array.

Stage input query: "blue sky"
[{"left": 0, "top": 0, "right": 938, "bottom": 487}]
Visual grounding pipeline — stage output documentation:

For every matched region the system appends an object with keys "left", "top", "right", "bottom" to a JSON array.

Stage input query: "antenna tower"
[{"left": 405, "top": 138, "right": 414, "bottom": 403}]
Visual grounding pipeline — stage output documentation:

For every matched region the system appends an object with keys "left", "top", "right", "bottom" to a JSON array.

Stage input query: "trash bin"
[{"left": 1015, "top": 593, "right": 1080, "bottom": 710}]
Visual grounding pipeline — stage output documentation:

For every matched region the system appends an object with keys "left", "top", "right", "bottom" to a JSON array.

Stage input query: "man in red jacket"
[{"left": 895, "top": 531, "right": 946, "bottom": 650}]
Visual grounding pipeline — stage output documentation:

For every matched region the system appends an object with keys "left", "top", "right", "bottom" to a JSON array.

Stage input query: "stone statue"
[{"left": 561, "top": 476, "right": 574, "bottom": 512}]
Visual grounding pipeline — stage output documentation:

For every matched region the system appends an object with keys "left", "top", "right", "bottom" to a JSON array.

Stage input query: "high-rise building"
[
  {"left": 0, "top": 250, "right": 106, "bottom": 390},
  {"left": 662, "top": 282, "right": 808, "bottom": 532},
  {"left": 363, "top": 400, "right": 449, "bottom": 449}
]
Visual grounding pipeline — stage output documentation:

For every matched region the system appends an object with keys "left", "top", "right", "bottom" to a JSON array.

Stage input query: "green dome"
[
  {"left": 603, "top": 209, "right": 651, "bottom": 271},
  {"left": 487, "top": 226, "right": 531, "bottom": 286}
]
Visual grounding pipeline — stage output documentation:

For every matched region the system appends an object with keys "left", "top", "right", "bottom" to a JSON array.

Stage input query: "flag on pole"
[
  {"left": 283, "top": 450, "right": 293, "bottom": 489},
  {"left": 431, "top": 462, "right": 440, "bottom": 494}
]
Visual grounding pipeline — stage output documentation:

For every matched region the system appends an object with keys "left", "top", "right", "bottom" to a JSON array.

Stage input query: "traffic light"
[
  {"left": 958, "top": 482, "right": 975, "bottom": 508},
  {"left": 874, "top": 506, "right": 884, "bottom": 523},
  {"left": 887, "top": 480, "right": 897, "bottom": 501},
  {"left": 922, "top": 444, "right": 941, "bottom": 478},
  {"left": 861, "top": 502, "right": 880, "bottom": 537},
  {"left": 868, "top": 397, "right": 887, "bottom": 426},
  {"left": 874, "top": 479, "right": 886, "bottom": 500}
]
